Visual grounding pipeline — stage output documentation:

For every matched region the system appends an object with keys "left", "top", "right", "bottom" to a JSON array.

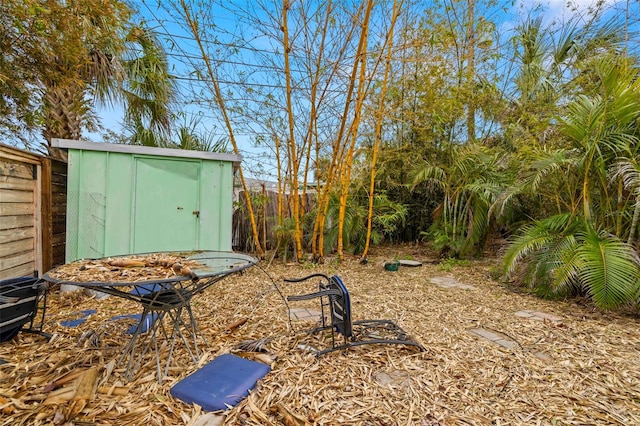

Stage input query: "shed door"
[{"left": 133, "top": 158, "right": 200, "bottom": 253}]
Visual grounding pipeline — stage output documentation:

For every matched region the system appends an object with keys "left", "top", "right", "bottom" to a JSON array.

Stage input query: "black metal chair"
[
  {"left": 0, "top": 276, "right": 49, "bottom": 343},
  {"left": 285, "top": 273, "right": 424, "bottom": 356}
]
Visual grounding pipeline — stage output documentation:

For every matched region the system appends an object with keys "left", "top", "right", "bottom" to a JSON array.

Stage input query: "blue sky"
[{"left": 89, "top": 0, "right": 636, "bottom": 179}]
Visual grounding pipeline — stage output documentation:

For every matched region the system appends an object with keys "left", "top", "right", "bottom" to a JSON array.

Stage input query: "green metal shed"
[{"left": 51, "top": 139, "right": 240, "bottom": 262}]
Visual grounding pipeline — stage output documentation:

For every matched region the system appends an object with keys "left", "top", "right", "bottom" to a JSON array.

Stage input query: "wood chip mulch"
[
  {"left": 2, "top": 248, "right": 640, "bottom": 425},
  {"left": 46, "top": 254, "right": 205, "bottom": 283}
]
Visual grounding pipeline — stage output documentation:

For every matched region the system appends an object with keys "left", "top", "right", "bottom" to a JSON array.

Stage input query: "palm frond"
[
  {"left": 575, "top": 229, "right": 640, "bottom": 309},
  {"left": 234, "top": 337, "right": 273, "bottom": 353},
  {"left": 503, "top": 213, "right": 576, "bottom": 277}
]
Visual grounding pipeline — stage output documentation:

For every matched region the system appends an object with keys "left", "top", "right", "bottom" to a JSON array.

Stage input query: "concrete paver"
[
  {"left": 289, "top": 308, "right": 322, "bottom": 321},
  {"left": 430, "top": 276, "right": 476, "bottom": 290},
  {"left": 468, "top": 328, "right": 519, "bottom": 350},
  {"left": 515, "top": 310, "right": 562, "bottom": 322}
]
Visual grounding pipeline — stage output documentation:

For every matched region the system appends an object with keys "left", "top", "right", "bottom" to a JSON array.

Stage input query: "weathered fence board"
[
  {"left": 0, "top": 188, "right": 34, "bottom": 203},
  {"left": 0, "top": 215, "right": 34, "bottom": 230},
  {"left": 0, "top": 203, "right": 35, "bottom": 216},
  {"left": 0, "top": 226, "right": 35, "bottom": 243},
  {"left": 0, "top": 251, "right": 35, "bottom": 272},
  {"left": 0, "top": 175, "right": 35, "bottom": 191},
  {"left": 41, "top": 157, "right": 67, "bottom": 272},
  {"left": 0, "top": 161, "right": 33, "bottom": 179},
  {"left": 0, "top": 144, "right": 41, "bottom": 279},
  {"left": 0, "top": 238, "right": 35, "bottom": 258}
]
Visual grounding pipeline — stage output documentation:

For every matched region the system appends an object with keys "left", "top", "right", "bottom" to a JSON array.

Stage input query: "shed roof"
[{"left": 52, "top": 138, "right": 241, "bottom": 163}]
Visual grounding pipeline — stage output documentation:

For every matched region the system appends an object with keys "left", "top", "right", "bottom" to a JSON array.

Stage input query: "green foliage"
[
  {"left": 272, "top": 217, "right": 297, "bottom": 262},
  {"left": 504, "top": 216, "right": 640, "bottom": 309},
  {"left": 438, "top": 257, "right": 469, "bottom": 272},
  {"left": 488, "top": 15, "right": 640, "bottom": 311},
  {"left": 320, "top": 190, "right": 406, "bottom": 255},
  {"left": 0, "top": 0, "right": 175, "bottom": 147},
  {"left": 412, "top": 143, "right": 507, "bottom": 258}
]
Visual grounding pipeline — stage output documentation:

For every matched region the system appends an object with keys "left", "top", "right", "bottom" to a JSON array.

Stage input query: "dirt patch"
[{"left": 2, "top": 247, "right": 639, "bottom": 425}]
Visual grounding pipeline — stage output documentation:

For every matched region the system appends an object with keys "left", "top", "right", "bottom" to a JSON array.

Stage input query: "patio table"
[{"left": 43, "top": 250, "right": 257, "bottom": 383}]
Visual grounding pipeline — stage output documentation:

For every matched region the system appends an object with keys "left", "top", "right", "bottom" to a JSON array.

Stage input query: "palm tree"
[
  {"left": 502, "top": 55, "right": 640, "bottom": 310},
  {"left": 503, "top": 215, "right": 640, "bottom": 309},
  {"left": 120, "top": 26, "right": 176, "bottom": 142},
  {"left": 37, "top": 0, "right": 175, "bottom": 149},
  {"left": 411, "top": 143, "right": 506, "bottom": 258}
]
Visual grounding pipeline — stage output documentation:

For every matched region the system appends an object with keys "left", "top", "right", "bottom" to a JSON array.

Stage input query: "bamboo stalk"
[
  {"left": 337, "top": 0, "right": 376, "bottom": 260},
  {"left": 282, "top": 0, "right": 303, "bottom": 261},
  {"left": 361, "top": 0, "right": 402, "bottom": 261},
  {"left": 311, "top": 1, "right": 367, "bottom": 260},
  {"left": 300, "top": 1, "right": 333, "bottom": 224},
  {"left": 177, "top": 0, "right": 264, "bottom": 257}
]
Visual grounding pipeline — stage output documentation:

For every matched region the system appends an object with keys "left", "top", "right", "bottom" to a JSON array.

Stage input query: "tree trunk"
[
  {"left": 361, "top": 0, "right": 401, "bottom": 261},
  {"left": 466, "top": 0, "right": 476, "bottom": 143},
  {"left": 178, "top": 0, "right": 264, "bottom": 257},
  {"left": 282, "top": 0, "right": 304, "bottom": 261}
]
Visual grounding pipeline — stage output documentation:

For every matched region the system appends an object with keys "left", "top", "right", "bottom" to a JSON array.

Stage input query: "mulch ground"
[{"left": 2, "top": 245, "right": 640, "bottom": 425}]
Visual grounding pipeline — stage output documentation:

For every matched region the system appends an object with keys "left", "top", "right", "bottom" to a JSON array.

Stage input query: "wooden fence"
[
  {"left": 232, "top": 190, "right": 315, "bottom": 252},
  {"left": 43, "top": 158, "right": 67, "bottom": 269},
  {"left": 0, "top": 144, "right": 67, "bottom": 279}
]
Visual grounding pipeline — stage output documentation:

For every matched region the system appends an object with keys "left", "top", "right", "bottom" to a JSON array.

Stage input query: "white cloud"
[
  {"left": 515, "top": 0, "right": 624, "bottom": 27},
  {"left": 519, "top": 0, "right": 620, "bottom": 16}
]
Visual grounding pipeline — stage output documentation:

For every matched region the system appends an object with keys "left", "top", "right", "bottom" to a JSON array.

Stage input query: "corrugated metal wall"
[{"left": 60, "top": 140, "right": 237, "bottom": 261}]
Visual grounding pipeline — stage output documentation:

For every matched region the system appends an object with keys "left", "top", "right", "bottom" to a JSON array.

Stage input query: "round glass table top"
[{"left": 43, "top": 250, "right": 258, "bottom": 287}]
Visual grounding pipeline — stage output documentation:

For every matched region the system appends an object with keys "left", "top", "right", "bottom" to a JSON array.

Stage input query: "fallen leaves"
[{"left": 1, "top": 247, "right": 640, "bottom": 425}]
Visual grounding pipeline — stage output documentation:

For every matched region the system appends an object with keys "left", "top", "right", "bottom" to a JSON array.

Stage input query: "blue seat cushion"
[
  {"left": 109, "top": 313, "right": 159, "bottom": 334},
  {"left": 130, "top": 283, "right": 165, "bottom": 296},
  {"left": 59, "top": 309, "right": 96, "bottom": 328},
  {"left": 170, "top": 353, "right": 270, "bottom": 411}
]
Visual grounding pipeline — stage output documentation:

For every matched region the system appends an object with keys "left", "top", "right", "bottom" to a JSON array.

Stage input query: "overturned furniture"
[
  {"left": 285, "top": 273, "right": 423, "bottom": 356},
  {"left": 0, "top": 276, "right": 49, "bottom": 343}
]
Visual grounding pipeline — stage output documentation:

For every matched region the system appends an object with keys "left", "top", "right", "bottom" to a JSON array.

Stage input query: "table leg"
[{"left": 118, "top": 302, "right": 210, "bottom": 383}]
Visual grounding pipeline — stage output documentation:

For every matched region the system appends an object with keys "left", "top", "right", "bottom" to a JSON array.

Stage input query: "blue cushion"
[
  {"left": 59, "top": 309, "right": 96, "bottom": 327},
  {"left": 170, "top": 354, "right": 270, "bottom": 411},
  {"left": 109, "top": 313, "right": 159, "bottom": 334},
  {"left": 130, "top": 283, "right": 165, "bottom": 296}
]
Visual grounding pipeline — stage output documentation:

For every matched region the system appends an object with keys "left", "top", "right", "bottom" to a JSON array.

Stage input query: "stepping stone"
[
  {"left": 374, "top": 370, "right": 412, "bottom": 388},
  {"left": 430, "top": 277, "right": 476, "bottom": 290},
  {"left": 493, "top": 338, "right": 518, "bottom": 350},
  {"left": 398, "top": 260, "right": 422, "bottom": 267},
  {"left": 468, "top": 328, "right": 518, "bottom": 350},
  {"left": 289, "top": 308, "right": 322, "bottom": 321},
  {"left": 429, "top": 277, "right": 458, "bottom": 288},
  {"left": 454, "top": 282, "right": 477, "bottom": 290},
  {"left": 515, "top": 310, "right": 562, "bottom": 322},
  {"left": 533, "top": 351, "right": 552, "bottom": 362}
]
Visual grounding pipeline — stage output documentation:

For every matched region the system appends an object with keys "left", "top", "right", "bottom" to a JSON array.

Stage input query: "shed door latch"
[{"left": 192, "top": 210, "right": 200, "bottom": 218}]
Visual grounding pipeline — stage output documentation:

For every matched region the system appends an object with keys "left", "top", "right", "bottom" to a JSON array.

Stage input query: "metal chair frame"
[
  {"left": 285, "top": 273, "right": 424, "bottom": 356},
  {"left": 0, "top": 276, "right": 50, "bottom": 344}
]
